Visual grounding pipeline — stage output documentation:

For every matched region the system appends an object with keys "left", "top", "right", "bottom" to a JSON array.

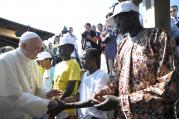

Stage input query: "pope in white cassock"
[{"left": 0, "top": 32, "right": 61, "bottom": 119}]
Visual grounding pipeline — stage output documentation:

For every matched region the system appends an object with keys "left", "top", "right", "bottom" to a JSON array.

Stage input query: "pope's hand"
[
  {"left": 47, "top": 89, "right": 63, "bottom": 98},
  {"left": 94, "top": 95, "right": 120, "bottom": 111}
]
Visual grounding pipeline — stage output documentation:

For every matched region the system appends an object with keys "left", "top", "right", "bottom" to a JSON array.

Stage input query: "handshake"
[
  {"left": 47, "top": 100, "right": 70, "bottom": 118},
  {"left": 46, "top": 88, "right": 120, "bottom": 118},
  {"left": 47, "top": 99, "right": 96, "bottom": 118},
  {"left": 47, "top": 96, "right": 120, "bottom": 118}
]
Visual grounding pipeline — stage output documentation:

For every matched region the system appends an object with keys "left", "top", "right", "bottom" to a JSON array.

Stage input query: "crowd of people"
[{"left": 0, "top": 1, "right": 179, "bottom": 119}]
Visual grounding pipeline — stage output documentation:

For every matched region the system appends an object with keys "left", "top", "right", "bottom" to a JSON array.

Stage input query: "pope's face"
[{"left": 22, "top": 38, "right": 42, "bottom": 59}]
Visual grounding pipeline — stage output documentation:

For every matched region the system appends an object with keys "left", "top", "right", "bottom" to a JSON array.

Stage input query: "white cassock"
[{"left": 0, "top": 48, "right": 49, "bottom": 119}]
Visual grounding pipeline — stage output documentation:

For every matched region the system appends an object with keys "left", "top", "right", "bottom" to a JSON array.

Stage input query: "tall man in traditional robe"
[
  {"left": 93, "top": 1, "right": 179, "bottom": 119},
  {"left": 0, "top": 32, "right": 61, "bottom": 119}
]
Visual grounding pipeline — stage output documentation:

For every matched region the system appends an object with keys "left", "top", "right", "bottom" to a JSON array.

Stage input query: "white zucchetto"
[{"left": 19, "top": 31, "right": 41, "bottom": 44}]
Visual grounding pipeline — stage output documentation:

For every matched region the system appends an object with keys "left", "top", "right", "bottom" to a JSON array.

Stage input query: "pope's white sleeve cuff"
[{"left": 14, "top": 92, "right": 49, "bottom": 118}]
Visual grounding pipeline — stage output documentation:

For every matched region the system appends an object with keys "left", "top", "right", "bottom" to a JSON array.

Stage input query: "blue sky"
[{"left": 171, "top": 0, "right": 179, "bottom": 6}]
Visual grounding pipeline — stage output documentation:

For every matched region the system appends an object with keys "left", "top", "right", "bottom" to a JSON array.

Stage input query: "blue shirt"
[{"left": 171, "top": 18, "right": 179, "bottom": 39}]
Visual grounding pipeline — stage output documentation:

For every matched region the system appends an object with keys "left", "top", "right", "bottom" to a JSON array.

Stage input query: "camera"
[
  {"left": 82, "top": 32, "right": 90, "bottom": 39},
  {"left": 176, "top": 22, "right": 179, "bottom": 28},
  {"left": 82, "top": 32, "right": 88, "bottom": 39},
  {"left": 61, "top": 26, "right": 69, "bottom": 34},
  {"left": 51, "top": 55, "right": 62, "bottom": 66}
]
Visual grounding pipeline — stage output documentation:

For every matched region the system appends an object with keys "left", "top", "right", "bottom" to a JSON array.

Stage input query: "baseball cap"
[
  {"left": 36, "top": 51, "right": 52, "bottom": 61},
  {"left": 106, "top": 1, "right": 139, "bottom": 25},
  {"left": 58, "top": 34, "right": 75, "bottom": 46}
]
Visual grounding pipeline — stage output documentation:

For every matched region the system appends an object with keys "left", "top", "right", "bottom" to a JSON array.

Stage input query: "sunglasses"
[{"left": 170, "top": 9, "right": 177, "bottom": 13}]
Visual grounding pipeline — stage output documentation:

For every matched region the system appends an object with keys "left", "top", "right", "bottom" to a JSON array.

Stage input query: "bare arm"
[{"left": 60, "top": 80, "right": 76, "bottom": 100}]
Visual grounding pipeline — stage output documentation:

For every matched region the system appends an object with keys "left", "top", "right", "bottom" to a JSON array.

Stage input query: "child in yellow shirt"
[{"left": 53, "top": 35, "right": 81, "bottom": 119}]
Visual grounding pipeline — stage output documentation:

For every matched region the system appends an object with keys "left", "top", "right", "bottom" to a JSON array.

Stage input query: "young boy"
[
  {"left": 36, "top": 51, "right": 55, "bottom": 90},
  {"left": 53, "top": 35, "right": 81, "bottom": 119}
]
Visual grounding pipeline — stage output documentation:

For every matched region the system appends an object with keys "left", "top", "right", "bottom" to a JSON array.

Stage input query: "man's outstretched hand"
[
  {"left": 47, "top": 99, "right": 98, "bottom": 118},
  {"left": 94, "top": 95, "right": 120, "bottom": 111}
]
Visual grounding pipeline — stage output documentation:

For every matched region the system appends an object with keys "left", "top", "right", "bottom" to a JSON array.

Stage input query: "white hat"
[
  {"left": 19, "top": 31, "right": 41, "bottom": 44},
  {"left": 36, "top": 51, "right": 52, "bottom": 61},
  {"left": 58, "top": 34, "right": 75, "bottom": 46},
  {"left": 106, "top": 1, "right": 139, "bottom": 25}
]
